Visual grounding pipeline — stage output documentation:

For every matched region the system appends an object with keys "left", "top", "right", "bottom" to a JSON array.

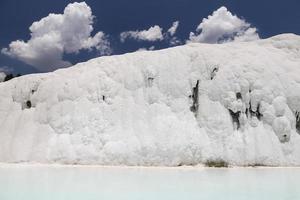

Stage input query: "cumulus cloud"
[
  {"left": 2, "top": 2, "right": 111, "bottom": 72},
  {"left": 166, "top": 21, "right": 181, "bottom": 46},
  {"left": 167, "top": 21, "right": 179, "bottom": 36},
  {"left": 188, "top": 6, "right": 259, "bottom": 43},
  {"left": 169, "top": 37, "right": 181, "bottom": 46},
  {"left": 120, "top": 25, "right": 164, "bottom": 42},
  {"left": 121, "top": 21, "right": 181, "bottom": 46}
]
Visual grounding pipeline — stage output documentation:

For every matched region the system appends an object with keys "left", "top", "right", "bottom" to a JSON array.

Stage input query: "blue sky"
[{"left": 0, "top": 0, "right": 300, "bottom": 75}]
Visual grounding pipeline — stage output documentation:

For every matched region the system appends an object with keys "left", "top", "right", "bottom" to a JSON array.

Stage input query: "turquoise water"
[{"left": 0, "top": 165, "right": 299, "bottom": 200}]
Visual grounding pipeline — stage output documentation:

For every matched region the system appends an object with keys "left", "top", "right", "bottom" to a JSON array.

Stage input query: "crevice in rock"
[
  {"left": 236, "top": 92, "right": 242, "bottom": 100},
  {"left": 210, "top": 67, "right": 219, "bottom": 80},
  {"left": 229, "top": 109, "right": 241, "bottom": 129},
  {"left": 248, "top": 101, "right": 263, "bottom": 120},
  {"left": 190, "top": 80, "right": 199, "bottom": 114},
  {"left": 296, "top": 111, "right": 300, "bottom": 134},
  {"left": 147, "top": 77, "right": 154, "bottom": 87},
  {"left": 256, "top": 103, "right": 263, "bottom": 120},
  {"left": 249, "top": 104, "right": 256, "bottom": 117},
  {"left": 24, "top": 100, "right": 32, "bottom": 109},
  {"left": 246, "top": 108, "right": 249, "bottom": 118}
]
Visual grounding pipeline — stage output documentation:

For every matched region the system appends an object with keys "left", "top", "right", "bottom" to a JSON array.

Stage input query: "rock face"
[{"left": 1, "top": 34, "right": 300, "bottom": 166}]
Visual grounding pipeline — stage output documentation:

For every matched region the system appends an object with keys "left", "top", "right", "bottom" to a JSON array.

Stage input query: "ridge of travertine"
[{"left": 1, "top": 34, "right": 300, "bottom": 166}]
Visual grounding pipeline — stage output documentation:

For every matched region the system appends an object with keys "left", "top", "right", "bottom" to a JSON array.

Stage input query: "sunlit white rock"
[{"left": 1, "top": 34, "right": 300, "bottom": 166}]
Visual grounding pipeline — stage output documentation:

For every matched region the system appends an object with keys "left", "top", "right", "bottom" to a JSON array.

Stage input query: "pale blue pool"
[{"left": 0, "top": 165, "right": 299, "bottom": 200}]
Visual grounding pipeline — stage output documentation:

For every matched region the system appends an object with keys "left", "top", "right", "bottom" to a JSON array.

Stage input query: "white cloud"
[
  {"left": 120, "top": 21, "right": 181, "bottom": 46},
  {"left": 0, "top": 72, "right": 6, "bottom": 82},
  {"left": 2, "top": 2, "right": 111, "bottom": 72},
  {"left": 120, "top": 21, "right": 178, "bottom": 52},
  {"left": 136, "top": 48, "right": 147, "bottom": 52},
  {"left": 167, "top": 21, "right": 179, "bottom": 36},
  {"left": 0, "top": 66, "right": 13, "bottom": 74},
  {"left": 188, "top": 6, "right": 259, "bottom": 43},
  {"left": 148, "top": 46, "right": 155, "bottom": 51},
  {"left": 233, "top": 27, "right": 260, "bottom": 42},
  {"left": 120, "top": 25, "right": 164, "bottom": 42},
  {"left": 0, "top": 66, "right": 11, "bottom": 82},
  {"left": 136, "top": 46, "right": 155, "bottom": 52},
  {"left": 169, "top": 37, "right": 181, "bottom": 46},
  {"left": 166, "top": 21, "right": 181, "bottom": 46}
]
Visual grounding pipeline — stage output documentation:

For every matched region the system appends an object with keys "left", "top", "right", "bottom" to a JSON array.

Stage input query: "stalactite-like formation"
[
  {"left": 190, "top": 80, "right": 199, "bottom": 114},
  {"left": 296, "top": 111, "right": 300, "bottom": 134},
  {"left": 229, "top": 109, "right": 241, "bottom": 129}
]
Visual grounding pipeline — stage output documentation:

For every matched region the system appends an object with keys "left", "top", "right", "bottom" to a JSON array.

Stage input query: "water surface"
[{"left": 0, "top": 165, "right": 299, "bottom": 200}]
